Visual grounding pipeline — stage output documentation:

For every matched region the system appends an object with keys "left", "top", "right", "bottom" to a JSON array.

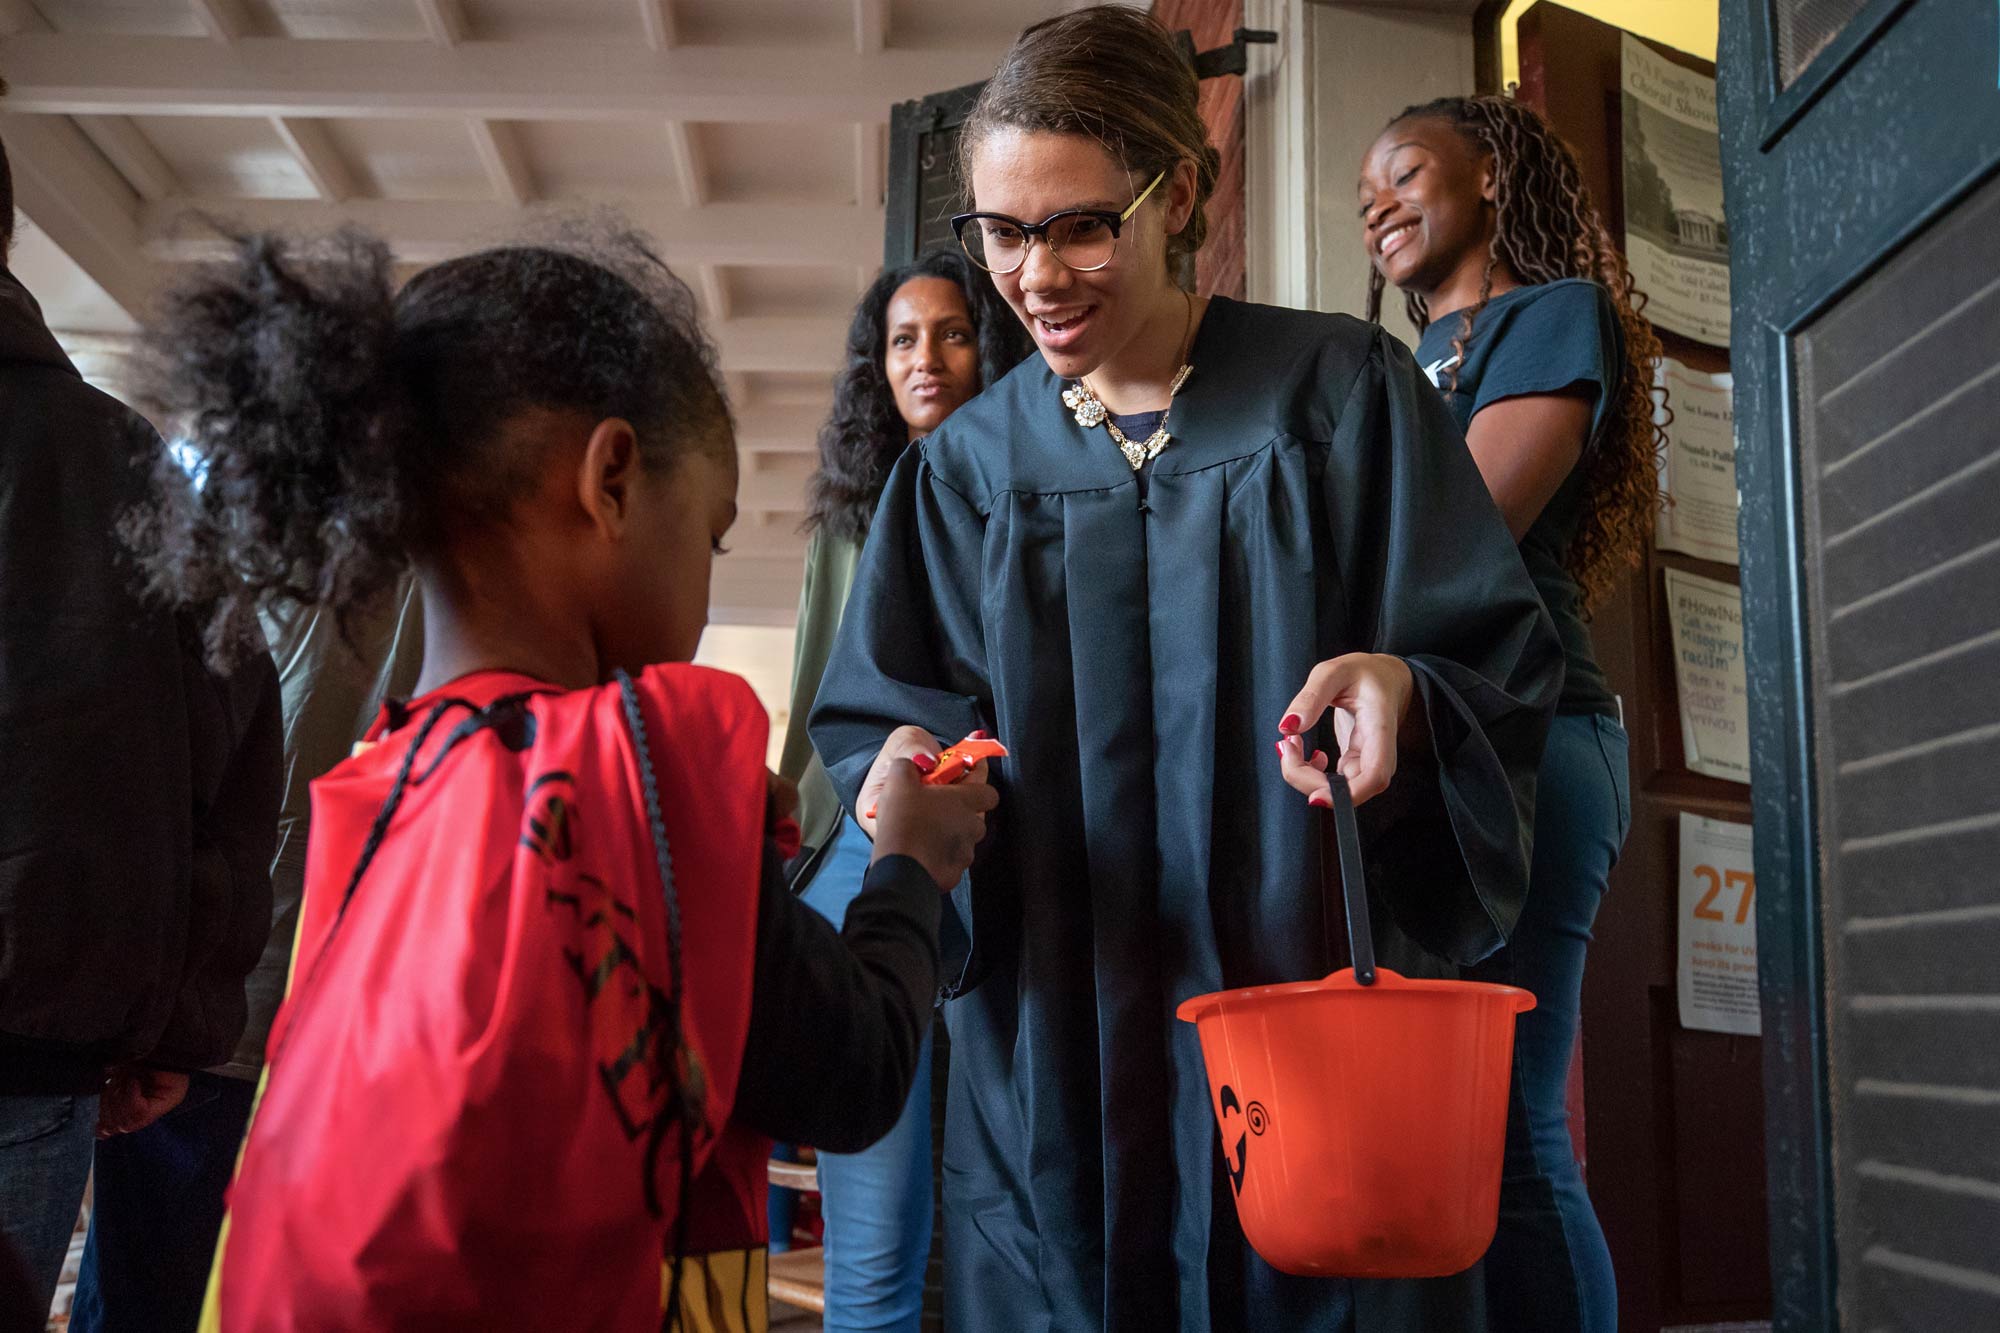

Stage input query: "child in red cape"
[{"left": 126, "top": 225, "right": 995, "bottom": 1333}]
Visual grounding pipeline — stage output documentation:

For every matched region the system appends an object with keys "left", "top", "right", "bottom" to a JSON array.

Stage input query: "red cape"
[{"left": 216, "top": 665, "right": 769, "bottom": 1330}]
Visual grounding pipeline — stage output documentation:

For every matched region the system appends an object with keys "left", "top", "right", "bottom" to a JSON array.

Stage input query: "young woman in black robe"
[{"left": 809, "top": 9, "right": 1564, "bottom": 1329}]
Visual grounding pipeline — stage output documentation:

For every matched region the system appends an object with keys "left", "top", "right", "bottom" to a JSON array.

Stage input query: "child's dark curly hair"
[
  {"left": 1366, "top": 95, "right": 1667, "bottom": 615},
  {"left": 125, "top": 219, "right": 733, "bottom": 667},
  {"left": 805, "top": 247, "right": 1030, "bottom": 544}
]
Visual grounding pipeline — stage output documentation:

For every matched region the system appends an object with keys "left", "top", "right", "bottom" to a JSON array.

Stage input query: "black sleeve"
[
  {"left": 150, "top": 630, "right": 284, "bottom": 1072},
  {"left": 730, "top": 846, "right": 941, "bottom": 1152},
  {"left": 1470, "top": 282, "right": 1620, "bottom": 442}
]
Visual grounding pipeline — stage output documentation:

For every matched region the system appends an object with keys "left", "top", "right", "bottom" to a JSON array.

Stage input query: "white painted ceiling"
[{"left": 0, "top": 0, "right": 1080, "bottom": 622}]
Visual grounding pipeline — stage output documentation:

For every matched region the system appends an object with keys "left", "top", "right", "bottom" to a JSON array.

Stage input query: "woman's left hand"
[{"left": 1276, "top": 653, "right": 1415, "bottom": 807}]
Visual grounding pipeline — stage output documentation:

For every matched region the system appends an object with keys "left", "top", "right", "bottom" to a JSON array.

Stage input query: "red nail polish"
[
  {"left": 1312, "top": 750, "right": 1328, "bottom": 766},
  {"left": 1275, "top": 740, "right": 1286, "bottom": 756},
  {"left": 1309, "top": 792, "right": 1332, "bottom": 809},
  {"left": 970, "top": 729, "right": 992, "bottom": 740},
  {"left": 775, "top": 818, "right": 802, "bottom": 859},
  {"left": 910, "top": 753, "right": 939, "bottom": 774},
  {"left": 1280, "top": 714, "right": 1302, "bottom": 735}
]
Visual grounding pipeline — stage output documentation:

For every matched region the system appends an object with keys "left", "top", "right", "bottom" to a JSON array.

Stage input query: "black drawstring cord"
[
  {"left": 616, "top": 670, "right": 702, "bottom": 1333},
  {"left": 265, "top": 695, "right": 467, "bottom": 1070}
]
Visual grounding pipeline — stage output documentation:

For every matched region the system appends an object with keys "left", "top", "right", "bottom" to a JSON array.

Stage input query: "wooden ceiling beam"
[
  {"left": 639, "top": 0, "right": 676, "bottom": 51},
  {"left": 187, "top": 0, "right": 248, "bottom": 42},
  {"left": 708, "top": 553, "right": 809, "bottom": 626},
  {"left": 465, "top": 120, "right": 534, "bottom": 206},
  {"left": 854, "top": 121, "right": 884, "bottom": 208},
  {"left": 0, "top": 32, "right": 1001, "bottom": 123},
  {"left": 663, "top": 121, "right": 707, "bottom": 209},
  {"left": 0, "top": 112, "right": 164, "bottom": 319},
  {"left": 697, "top": 266, "right": 731, "bottom": 323},
  {"left": 72, "top": 116, "right": 182, "bottom": 201},
  {"left": 733, "top": 404, "right": 830, "bottom": 453},
  {"left": 710, "top": 316, "right": 846, "bottom": 374},
  {"left": 0, "top": 1, "right": 49, "bottom": 36},
  {"left": 139, "top": 198, "right": 882, "bottom": 268},
  {"left": 853, "top": 0, "right": 887, "bottom": 55},
  {"left": 733, "top": 468, "right": 814, "bottom": 513},
  {"left": 414, "top": 0, "right": 466, "bottom": 46},
  {"left": 270, "top": 117, "right": 358, "bottom": 202}
]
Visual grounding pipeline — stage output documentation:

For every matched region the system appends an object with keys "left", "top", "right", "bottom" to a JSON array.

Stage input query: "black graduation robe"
[{"left": 809, "top": 296, "right": 1563, "bottom": 1332}]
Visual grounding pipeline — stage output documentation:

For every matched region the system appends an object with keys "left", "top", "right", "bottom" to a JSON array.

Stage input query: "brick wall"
[{"left": 1154, "top": 0, "right": 1247, "bottom": 300}]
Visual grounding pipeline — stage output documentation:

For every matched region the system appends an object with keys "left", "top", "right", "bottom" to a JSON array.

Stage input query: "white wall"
[
  {"left": 1305, "top": 2, "right": 1477, "bottom": 345},
  {"left": 694, "top": 623, "right": 798, "bottom": 770}
]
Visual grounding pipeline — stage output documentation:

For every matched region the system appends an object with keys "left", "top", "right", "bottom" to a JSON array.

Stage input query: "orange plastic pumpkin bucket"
[{"left": 1175, "top": 776, "right": 1535, "bottom": 1278}]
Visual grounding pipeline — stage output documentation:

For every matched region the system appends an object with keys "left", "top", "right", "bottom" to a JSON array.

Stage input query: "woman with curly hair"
[
  {"left": 128, "top": 223, "right": 995, "bottom": 1331},
  {"left": 1359, "top": 94, "right": 1663, "bottom": 1332},
  {"left": 777, "top": 246, "right": 1029, "bottom": 1333}
]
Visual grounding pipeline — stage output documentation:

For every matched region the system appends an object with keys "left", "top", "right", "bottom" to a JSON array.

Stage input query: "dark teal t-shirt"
[{"left": 1416, "top": 278, "right": 1621, "bottom": 718}]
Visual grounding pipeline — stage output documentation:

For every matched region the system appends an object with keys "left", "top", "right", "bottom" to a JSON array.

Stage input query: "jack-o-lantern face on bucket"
[{"left": 1219, "top": 1084, "right": 1269, "bottom": 1195}]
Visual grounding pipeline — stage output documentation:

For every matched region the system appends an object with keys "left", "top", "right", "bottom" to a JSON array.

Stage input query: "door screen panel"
[
  {"left": 1793, "top": 169, "right": 2000, "bottom": 1330},
  {"left": 1776, "top": 0, "right": 1880, "bottom": 83},
  {"left": 1772, "top": 0, "right": 1876, "bottom": 84}
]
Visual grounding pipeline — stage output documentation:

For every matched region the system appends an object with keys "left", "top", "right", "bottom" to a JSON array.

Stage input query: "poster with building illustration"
[{"left": 1621, "top": 33, "right": 1731, "bottom": 347}]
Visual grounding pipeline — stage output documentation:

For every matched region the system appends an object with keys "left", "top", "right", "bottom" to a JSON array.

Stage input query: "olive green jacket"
[
  {"left": 220, "top": 580, "right": 424, "bottom": 1077},
  {"left": 778, "top": 528, "right": 862, "bottom": 891}
]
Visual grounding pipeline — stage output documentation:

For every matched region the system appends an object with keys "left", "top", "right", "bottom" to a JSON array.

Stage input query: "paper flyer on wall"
[
  {"left": 1656, "top": 359, "right": 1738, "bottom": 565},
  {"left": 1678, "top": 813, "right": 1760, "bottom": 1036},
  {"left": 1620, "top": 34, "right": 1731, "bottom": 346},
  {"left": 1664, "top": 567, "right": 1750, "bottom": 783}
]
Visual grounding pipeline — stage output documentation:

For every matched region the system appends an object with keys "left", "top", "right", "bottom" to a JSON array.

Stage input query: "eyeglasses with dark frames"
[{"left": 951, "top": 171, "right": 1167, "bottom": 275}]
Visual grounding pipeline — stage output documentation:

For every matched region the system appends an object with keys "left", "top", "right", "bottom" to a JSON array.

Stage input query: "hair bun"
[{"left": 961, "top": 7, "right": 1220, "bottom": 271}]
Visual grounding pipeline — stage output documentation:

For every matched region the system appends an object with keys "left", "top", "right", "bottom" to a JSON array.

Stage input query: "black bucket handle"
[{"left": 1326, "top": 774, "right": 1377, "bottom": 987}]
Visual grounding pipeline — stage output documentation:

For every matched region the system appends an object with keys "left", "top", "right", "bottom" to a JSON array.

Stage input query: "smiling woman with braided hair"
[{"left": 1359, "top": 94, "right": 1665, "bottom": 1333}]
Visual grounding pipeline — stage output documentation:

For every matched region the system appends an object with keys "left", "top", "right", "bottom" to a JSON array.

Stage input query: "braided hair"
[{"left": 1366, "top": 95, "right": 1665, "bottom": 614}]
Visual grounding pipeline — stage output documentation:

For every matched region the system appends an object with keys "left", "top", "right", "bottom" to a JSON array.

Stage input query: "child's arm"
[{"left": 729, "top": 846, "right": 940, "bottom": 1152}]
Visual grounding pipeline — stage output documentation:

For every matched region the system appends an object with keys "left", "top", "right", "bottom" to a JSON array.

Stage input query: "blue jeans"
[
  {"left": 1472, "top": 712, "right": 1631, "bottom": 1333},
  {"left": 70, "top": 1071, "right": 257, "bottom": 1333},
  {"left": 0, "top": 1090, "right": 99, "bottom": 1332},
  {"left": 798, "top": 816, "right": 935, "bottom": 1333}
]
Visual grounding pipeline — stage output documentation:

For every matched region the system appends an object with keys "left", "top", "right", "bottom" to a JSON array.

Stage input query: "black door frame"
[{"left": 1719, "top": 2, "right": 2000, "bottom": 1329}]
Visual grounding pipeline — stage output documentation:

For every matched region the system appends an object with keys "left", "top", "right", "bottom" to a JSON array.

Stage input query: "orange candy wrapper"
[{"left": 864, "top": 734, "right": 1008, "bottom": 820}]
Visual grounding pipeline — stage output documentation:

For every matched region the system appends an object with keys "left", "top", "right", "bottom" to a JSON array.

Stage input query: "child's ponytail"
[
  {"left": 127, "top": 219, "right": 733, "bottom": 669},
  {"left": 126, "top": 227, "right": 412, "bottom": 667}
]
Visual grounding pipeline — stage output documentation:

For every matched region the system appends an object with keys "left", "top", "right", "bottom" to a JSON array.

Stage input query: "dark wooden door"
[
  {"left": 1716, "top": 1, "right": 2000, "bottom": 1329},
  {"left": 1518, "top": 9, "right": 1772, "bottom": 1329}
]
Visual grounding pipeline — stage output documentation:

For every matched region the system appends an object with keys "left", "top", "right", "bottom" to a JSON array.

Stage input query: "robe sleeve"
[
  {"left": 807, "top": 444, "right": 993, "bottom": 988},
  {"left": 808, "top": 444, "right": 992, "bottom": 785},
  {"left": 1324, "top": 328, "right": 1564, "bottom": 965}
]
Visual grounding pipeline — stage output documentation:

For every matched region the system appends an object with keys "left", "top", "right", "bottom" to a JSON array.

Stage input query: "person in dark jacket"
[
  {"left": 70, "top": 586, "right": 421, "bottom": 1333},
  {"left": 0, "top": 124, "right": 282, "bottom": 1333}
]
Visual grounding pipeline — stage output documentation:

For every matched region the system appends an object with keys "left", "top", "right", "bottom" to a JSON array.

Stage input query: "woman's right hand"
[
  {"left": 855, "top": 725, "right": 945, "bottom": 838},
  {"left": 867, "top": 733, "right": 998, "bottom": 890}
]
